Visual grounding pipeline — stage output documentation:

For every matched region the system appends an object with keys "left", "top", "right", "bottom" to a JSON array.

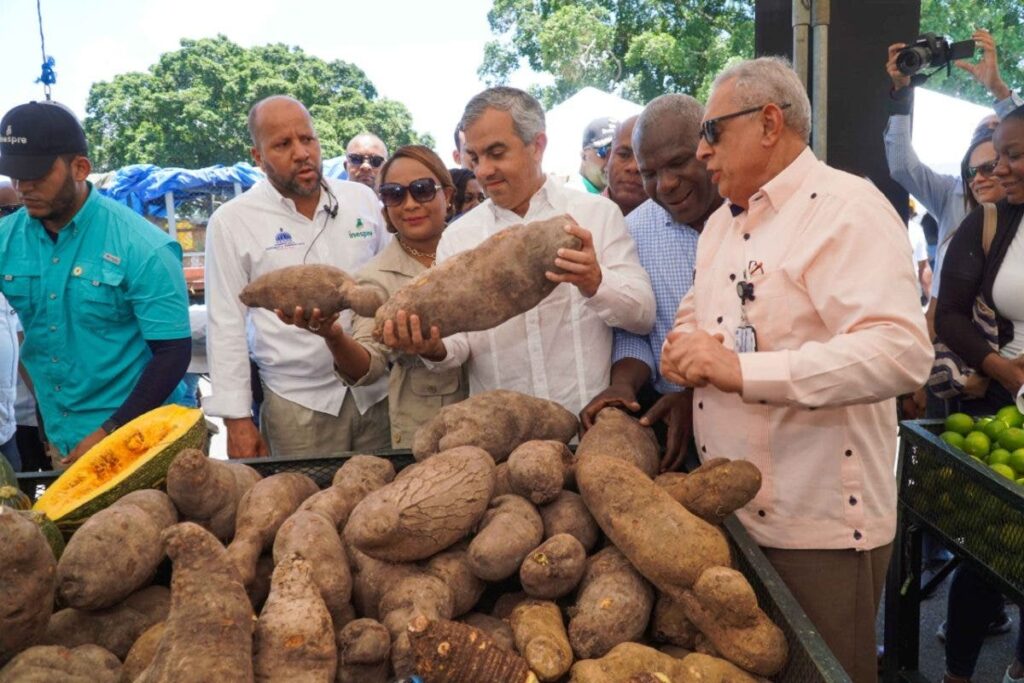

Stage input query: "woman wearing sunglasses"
[
  {"left": 934, "top": 106, "right": 1024, "bottom": 683},
  {"left": 286, "top": 145, "right": 466, "bottom": 447}
]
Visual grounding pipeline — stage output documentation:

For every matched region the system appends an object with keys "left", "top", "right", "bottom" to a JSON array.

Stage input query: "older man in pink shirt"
[{"left": 661, "top": 57, "right": 933, "bottom": 682}]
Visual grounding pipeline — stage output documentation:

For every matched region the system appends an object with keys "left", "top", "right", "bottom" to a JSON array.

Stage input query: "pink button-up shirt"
[{"left": 670, "top": 147, "right": 933, "bottom": 551}]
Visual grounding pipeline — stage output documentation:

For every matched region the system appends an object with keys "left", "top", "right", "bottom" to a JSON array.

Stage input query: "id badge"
[{"left": 734, "top": 324, "right": 758, "bottom": 353}]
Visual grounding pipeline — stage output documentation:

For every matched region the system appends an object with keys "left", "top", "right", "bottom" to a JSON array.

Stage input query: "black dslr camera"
[{"left": 896, "top": 33, "right": 975, "bottom": 76}]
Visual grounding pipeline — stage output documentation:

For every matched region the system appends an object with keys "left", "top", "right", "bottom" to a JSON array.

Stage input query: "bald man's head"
[
  {"left": 247, "top": 95, "right": 312, "bottom": 148},
  {"left": 246, "top": 96, "right": 323, "bottom": 203},
  {"left": 344, "top": 133, "right": 389, "bottom": 188}
]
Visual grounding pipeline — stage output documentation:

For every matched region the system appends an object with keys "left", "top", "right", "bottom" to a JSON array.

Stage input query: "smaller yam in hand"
[{"left": 239, "top": 264, "right": 385, "bottom": 318}]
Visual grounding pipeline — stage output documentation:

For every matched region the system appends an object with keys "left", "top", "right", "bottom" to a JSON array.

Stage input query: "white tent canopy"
[
  {"left": 910, "top": 86, "right": 996, "bottom": 178},
  {"left": 542, "top": 86, "right": 644, "bottom": 180}
]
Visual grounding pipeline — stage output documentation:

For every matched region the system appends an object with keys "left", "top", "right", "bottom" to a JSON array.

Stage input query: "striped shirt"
[{"left": 613, "top": 199, "right": 699, "bottom": 394}]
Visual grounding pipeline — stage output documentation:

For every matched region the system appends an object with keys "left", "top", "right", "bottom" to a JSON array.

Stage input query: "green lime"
[
  {"left": 983, "top": 419, "right": 1010, "bottom": 440},
  {"left": 976, "top": 417, "right": 994, "bottom": 428},
  {"left": 964, "top": 431, "right": 991, "bottom": 458},
  {"left": 996, "top": 405, "right": 1024, "bottom": 429},
  {"left": 998, "top": 427, "right": 1024, "bottom": 451},
  {"left": 1017, "top": 477, "right": 1024, "bottom": 487},
  {"left": 990, "top": 463, "right": 1016, "bottom": 479},
  {"left": 989, "top": 449, "right": 1012, "bottom": 466},
  {"left": 940, "top": 431, "right": 966, "bottom": 450},
  {"left": 1010, "top": 449, "right": 1024, "bottom": 475},
  {"left": 945, "top": 412, "right": 976, "bottom": 436}
]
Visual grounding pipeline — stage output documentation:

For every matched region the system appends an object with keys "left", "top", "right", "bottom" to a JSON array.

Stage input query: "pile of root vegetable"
[{"left": 0, "top": 390, "right": 788, "bottom": 683}]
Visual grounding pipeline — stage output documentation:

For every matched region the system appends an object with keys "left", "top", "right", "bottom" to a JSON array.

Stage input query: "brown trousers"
[
  {"left": 259, "top": 387, "right": 391, "bottom": 457},
  {"left": 762, "top": 543, "right": 892, "bottom": 683}
]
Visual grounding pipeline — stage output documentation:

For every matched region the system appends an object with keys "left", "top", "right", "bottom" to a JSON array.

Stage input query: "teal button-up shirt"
[{"left": 0, "top": 185, "right": 190, "bottom": 455}]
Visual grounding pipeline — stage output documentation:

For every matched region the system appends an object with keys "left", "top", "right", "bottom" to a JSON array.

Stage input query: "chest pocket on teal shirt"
[
  {"left": 0, "top": 269, "right": 39, "bottom": 321},
  {"left": 70, "top": 261, "right": 131, "bottom": 328}
]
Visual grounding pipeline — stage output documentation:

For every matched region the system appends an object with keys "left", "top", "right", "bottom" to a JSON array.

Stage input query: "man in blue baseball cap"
[{"left": 0, "top": 101, "right": 192, "bottom": 465}]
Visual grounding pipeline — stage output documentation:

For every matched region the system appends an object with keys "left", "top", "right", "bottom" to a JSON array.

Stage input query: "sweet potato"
[
  {"left": 0, "top": 507, "right": 57, "bottom": 665},
  {"left": 575, "top": 407, "right": 659, "bottom": 478},
  {"left": 407, "top": 617, "right": 538, "bottom": 683},
  {"left": 121, "top": 622, "right": 165, "bottom": 683},
  {"left": 520, "top": 533, "right": 587, "bottom": 599},
  {"left": 654, "top": 458, "right": 762, "bottom": 525},
  {"left": 56, "top": 491, "right": 178, "bottom": 610},
  {"left": 539, "top": 491, "right": 599, "bottom": 552},
  {"left": 336, "top": 618, "right": 390, "bottom": 683},
  {"left": 650, "top": 592, "right": 699, "bottom": 649},
  {"left": 253, "top": 555, "right": 337, "bottom": 682},
  {"left": 240, "top": 263, "right": 384, "bottom": 318},
  {"left": 576, "top": 455, "right": 731, "bottom": 597},
  {"left": 459, "top": 613, "right": 515, "bottom": 652},
  {"left": 426, "top": 546, "right": 485, "bottom": 617},
  {"left": 568, "top": 546, "right": 654, "bottom": 659},
  {"left": 507, "top": 440, "right": 572, "bottom": 505},
  {"left": 569, "top": 642, "right": 692, "bottom": 683},
  {"left": 373, "top": 215, "right": 582, "bottom": 341},
  {"left": 42, "top": 585, "right": 170, "bottom": 660},
  {"left": 165, "top": 449, "right": 261, "bottom": 541},
  {"left": 345, "top": 446, "right": 494, "bottom": 562},
  {"left": 412, "top": 390, "right": 578, "bottom": 463},
  {"left": 510, "top": 600, "right": 573, "bottom": 682},
  {"left": 273, "top": 510, "right": 353, "bottom": 628},
  {"left": 679, "top": 566, "right": 788, "bottom": 676},
  {"left": 0, "top": 644, "right": 121, "bottom": 683},
  {"left": 467, "top": 494, "right": 544, "bottom": 582},
  {"left": 225, "top": 472, "right": 319, "bottom": 586},
  {"left": 136, "top": 523, "right": 254, "bottom": 683}
]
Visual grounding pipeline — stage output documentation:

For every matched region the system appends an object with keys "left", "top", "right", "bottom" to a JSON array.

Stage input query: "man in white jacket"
[
  {"left": 382, "top": 87, "right": 655, "bottom": 416},
  {"left": 204, "top": 96, "right": 390, "bottom": 457}
]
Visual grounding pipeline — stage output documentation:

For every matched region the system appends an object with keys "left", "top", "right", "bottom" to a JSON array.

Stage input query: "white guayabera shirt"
[{"left": 423, "top": 176, "right": 655, "bottom": 416}]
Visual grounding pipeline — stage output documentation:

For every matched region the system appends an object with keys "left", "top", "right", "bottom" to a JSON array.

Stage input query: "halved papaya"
[{"left": 33, "top": 404, "right": 206, "bottom": 530}]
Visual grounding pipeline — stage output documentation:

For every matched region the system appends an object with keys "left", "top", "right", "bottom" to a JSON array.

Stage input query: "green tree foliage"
[
  {"left": 84, "top": 36, "right": 432, "bottom": 171},
  {"left": 918, "top": 0, "right": 1024, "bottom": 104},
  {"left": 478, "top": 1, "right": 754, "bottom": 107}
]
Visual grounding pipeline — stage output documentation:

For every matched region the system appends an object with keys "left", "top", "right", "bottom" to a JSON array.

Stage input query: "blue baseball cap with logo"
[{"left": 0, "top": 101, "right": 88, "bottom": 181}]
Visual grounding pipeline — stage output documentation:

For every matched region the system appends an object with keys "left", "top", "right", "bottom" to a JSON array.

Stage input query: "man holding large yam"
[
  {"left": 205, "top": 96, "right": 390, "bottom": 458},
  {"left": 382, "top": 87, "right": 655, "bottom": 416},
  {"left": 660, "top": 57, "right": 933, "bottom": 681}
]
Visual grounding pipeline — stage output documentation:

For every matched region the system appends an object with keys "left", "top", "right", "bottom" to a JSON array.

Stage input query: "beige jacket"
[{"left": 337, "top": 239, "right": 467, "bottom": 447}]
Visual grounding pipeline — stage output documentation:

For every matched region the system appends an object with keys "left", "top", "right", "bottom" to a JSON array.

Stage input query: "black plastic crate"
[
  {"left": 18, "top": 450, "right": 849, "bottom": 682},
  {"left": 898, "top": 420, "right": 1024, "bottom": 603}
]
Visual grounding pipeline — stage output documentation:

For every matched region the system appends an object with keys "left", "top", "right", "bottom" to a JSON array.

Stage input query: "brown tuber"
[
  {"left": 240, "top": 263, "right": 385, "bottom": 318},
  {"left": 0, "top": 644, "right": 121, "bottom": 683},
  {"left": 0, "top": 507, "right": 56, "bottom": 666},
  {"left": 467, "top": 494, "right": 544, "bottom": 582},
  {"left": 539, "top": 490, "right": 599, "bottom": 552},
  {"left": 575, "top": 407, "right": 660, "bottom": 478},
  {"left": 336, "top": 618, "right": 391, "bottom": 683},
  {"left": 520, "top": 533, "right": 587, "bottom": 599},
  {"left": 510, "top": 600, "right": 574, "bottom": 682},
  {"left": 165, "top": 448, "right": 261, "bottom": 542},
  {"left": 654, "top": 458, "right": 762, "bottom": 525},
  {"left": 407, "top": 617, "right": 538, "bottom": 683},
  {"left": 42, "top": 585, "right": 170, "bottom": 660},
  {"left": 507, "top": 440, "right": 573, "bottom": 504}
]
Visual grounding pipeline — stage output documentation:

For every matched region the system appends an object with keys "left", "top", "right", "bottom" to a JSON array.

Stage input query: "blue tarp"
[{"left": 96, "top": 157, "right": 349, "bottom": 217}]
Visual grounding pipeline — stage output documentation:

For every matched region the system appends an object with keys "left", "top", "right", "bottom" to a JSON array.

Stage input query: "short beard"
[
  {"left": 35, "top": 170, "right": 79, "bottom": 225},
  {"left": 267, "top": 162, "right": 323, "bottom": 198}
]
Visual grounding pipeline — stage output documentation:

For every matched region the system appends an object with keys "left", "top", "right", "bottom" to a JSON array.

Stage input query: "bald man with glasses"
[{"left": 344, "top": 133, "right": 389, "bottom": 189}]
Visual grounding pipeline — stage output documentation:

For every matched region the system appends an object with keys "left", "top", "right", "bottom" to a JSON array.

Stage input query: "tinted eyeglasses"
[
  {"left": 967, "top": 159, "right": 998, "bottom": 180},
  {"left": 462, "top": 192, "right": 486, "bottom": 204},
  {"left": 700, "top": 103, "right": 792, "bottom": 145},
  {"left": 379, "top": 178, "right": 443, "bottom": 207},
  {"left": 0, "top": 205, "right": 20, "bottom": 217},
  {"left": 347, "top": 153, "right": 385, "bottom": 168},
  {"left": 589, "top": 143, "right": 612, "bottom": 159}
]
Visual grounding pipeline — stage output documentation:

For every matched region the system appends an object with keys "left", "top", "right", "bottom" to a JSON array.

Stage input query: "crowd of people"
[{"left": 1, "top": 38, "right": 1023, "bottom": 682}]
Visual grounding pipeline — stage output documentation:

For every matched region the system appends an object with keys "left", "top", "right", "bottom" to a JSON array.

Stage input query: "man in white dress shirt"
[
  {"left": 382, "top": 87, "right": 654, "bottom": 416},
  {"left": 204, "top": 96, "right": 390, "bottom": 457}
]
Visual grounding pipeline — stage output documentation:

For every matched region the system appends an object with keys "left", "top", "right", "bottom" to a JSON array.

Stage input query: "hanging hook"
[{"left": 36, "top": 0, "right": 55, "bottom": 100}]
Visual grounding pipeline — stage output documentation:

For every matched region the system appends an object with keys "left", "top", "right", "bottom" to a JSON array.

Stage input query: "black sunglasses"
[
  {"left": 379, "top": 178, "right": 443, "bottom": 207},
  {"left": 347, "top": 153, "right": 385, "bottom": 168},
  {"left": 0, "top": 204, "right": 20, "bottom": 217},
  {"left": 967, "top": 159, "right": 998, "bottom": 180},
  {"left": 700, "top": 103, "right": 792, "bottom": 145}
]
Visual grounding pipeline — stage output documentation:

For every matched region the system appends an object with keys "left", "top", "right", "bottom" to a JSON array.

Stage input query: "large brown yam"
[
  {"left": 569, "top": 642, "right": 692, "bottom": 683},
  {"left": 425, "top": 546, "right": 485, "bottom": 618},
  {"left": 575, "top": 407, "right": 660, "bottom": 478},
  {"left": 507, "top": 440, "right": 573, "bottom": 505},
  {"left": 57, "top": 491, "right": 178, "bottom": 610},
  {"left": 301, "top": 455, "right": 397, "bottom": 530},
  {"left": 373, "top": 215, "right": 582, "bottom": 340},
  {"left": 336, "top": 618, "right": 390, "bottom": 683},
  {"left": 539, "top": 491, "right": 599, "bottom": 552},
  {"left": 467, "top": 495, "right": 544, "bottom": 582},
  {"left": 225, "top": 472, "right": 319, "bottom": 586},
  {"left": 654, "top": 458, "right": 762, "bottom": 525},
  {"left": 166, "top": 449, "right": 261, "bottom": 542},
  {"left": 510, "top": 600, "right": 573, "bottom": 682},
  {"left": 413, "top": 390, "right": 578, "bottom": 463},
  {"left": 679, "top": 566, "right": 788, "bottom": 676},
  {"left": 273, "top": 510, "right": 353, "bottom": 629},
  {"left": 240, "top": 263, "right": 384, "bottom": 318},
  {"left": 0, "top": 508, "right": 56, "bottom": 665},
  {"left": 42, "top": 585, "right": 170, "bottom": 660},
  {"left": 406, "top": 617, "right": 537, "bottom": 683},
  {"left": 345, "top": 446, "right": 494, "bottom": 562},
  {"left": 0, "top": 644, "right": 121, "bottom": 683},
  {"left": 136, "top": 523, "right": 254, "bottom": 683},
  {"left": 519, "top": 533, "right": 587, "bottom": 599},
  {"left": 568, "top": 546, "right": 653, "bottom": 659},
  {"left": 253, "top": 555, "right": 337, "bottom": 682},
  {"left": 576, "top": 455, "right": 731, "bottom": 597}
]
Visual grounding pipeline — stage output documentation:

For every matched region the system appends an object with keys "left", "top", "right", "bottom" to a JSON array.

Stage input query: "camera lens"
[{"left": 896, "top": 46, "right": 931, "bottom": 76}]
